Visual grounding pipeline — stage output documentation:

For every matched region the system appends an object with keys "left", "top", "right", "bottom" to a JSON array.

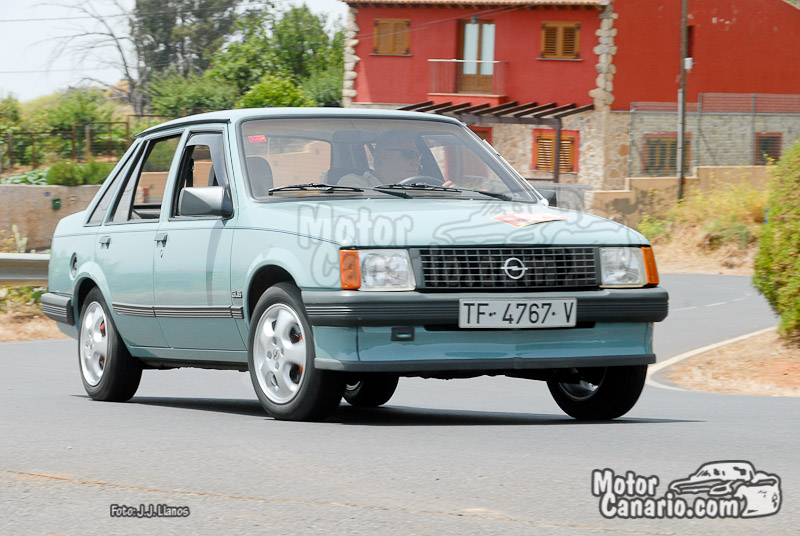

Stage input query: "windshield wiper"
[
  {"left": 378, "top": 183, "right": 512, "bottom": 201},
  {"left": 378, "top": 183, "right": 461, "bottom": 193},
  {"left": 455, "top": 188, "right": 513, "bottom": 201},
  {"left": 367, "top": 187, "right": 413, "bottom": 198},
  {"left": 268, "top": 183, "right": 364, "bottom": 195}
]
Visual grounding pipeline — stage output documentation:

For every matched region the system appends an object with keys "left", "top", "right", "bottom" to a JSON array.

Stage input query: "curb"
[{"left": 645, "top": 326, "right": 778, "bottom": 391}]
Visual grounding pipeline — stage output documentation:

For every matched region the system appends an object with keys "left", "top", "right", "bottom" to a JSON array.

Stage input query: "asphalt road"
[{"left": 2, "top": 274, "right": 797, "bottom": 535}]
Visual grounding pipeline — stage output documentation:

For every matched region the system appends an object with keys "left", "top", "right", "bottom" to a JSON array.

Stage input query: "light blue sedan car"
[{"left": 42, "top": 108, "right": 668, "bottom": 421}]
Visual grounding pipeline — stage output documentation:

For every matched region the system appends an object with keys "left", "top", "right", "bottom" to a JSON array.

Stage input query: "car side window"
[
  {"left": 171, "top": 132, "right": 229, "bottom": 217},
  {"left": 110, "top": 134, "right": 181, "bottom": 223},
  {"left": 86, "top": 142, "right": 139, "bottom": 226}
]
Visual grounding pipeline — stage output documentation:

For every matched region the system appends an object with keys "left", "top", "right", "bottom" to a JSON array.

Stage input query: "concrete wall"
[
  {"left": 590, "top": 166, "right": 771, "bottom": 227},
  {"left": 0, "top": 185, "right": 100, "bottom": 250}
]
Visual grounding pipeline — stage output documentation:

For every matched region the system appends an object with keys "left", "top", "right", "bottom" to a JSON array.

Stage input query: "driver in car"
[{"left": 338, "top": 132, "right": 456, "bottom": 188}]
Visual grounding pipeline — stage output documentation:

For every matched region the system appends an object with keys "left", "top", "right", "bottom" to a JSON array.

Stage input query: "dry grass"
[
  {"left": 652, "top": 237, "right": 755, "bottom": 276},
  {"left": 668, "top": 330, "right": 800, "bottom": 397},
  {"left": 0, "top": 308, "right": 67, "bottom": 343},
  {"left": 640, "top": 181, "right": 767, "bottom": 276}
]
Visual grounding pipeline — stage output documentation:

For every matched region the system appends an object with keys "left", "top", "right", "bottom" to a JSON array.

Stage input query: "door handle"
[
  {"left": 155, "top": 232, "right": 168, "bottom": 244},
  {"left": 99, "top": 235, "right": 111, "bottom": 246}
]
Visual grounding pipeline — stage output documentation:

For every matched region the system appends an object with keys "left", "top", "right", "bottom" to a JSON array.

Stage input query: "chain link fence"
[
  {"left": 628, "top": 93, "right": 800, "bottom": 177},
  {"left": 0, "top": 114, "right": 181, "bottom": 174}
]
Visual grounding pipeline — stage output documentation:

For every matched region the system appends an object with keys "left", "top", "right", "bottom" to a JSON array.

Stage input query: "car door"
[
  {"left": 152, "top": 128, "right": 245, "bottom": 352},
  {"left": 95, "top": 131, "right": 184, "bottom": 349}
]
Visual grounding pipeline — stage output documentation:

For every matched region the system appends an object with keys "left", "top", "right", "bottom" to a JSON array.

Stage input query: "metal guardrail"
[{"left": 0, "top": 253, "right": 50, "bottom": 286}]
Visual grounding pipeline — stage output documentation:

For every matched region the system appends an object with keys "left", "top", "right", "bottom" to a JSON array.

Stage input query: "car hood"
[{"left": 244, "top": 198, "right": 648, "bottom": 247}]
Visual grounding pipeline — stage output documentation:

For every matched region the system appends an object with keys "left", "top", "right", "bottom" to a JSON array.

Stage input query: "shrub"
[
  {"left": 637, "top": 215, "right": 669, "bottom": 242},
  {"left": 78, "top": 160, "right": 115, "bottom": 185},
  {"left": 236, "top": 75, "right": 315, "bottom": 109},
  {"left": 636, "top": 182, "right": 767, "bottom": 250},
  {"left": 148, "top": 72, "right": 238, "bottom": 117},
  {"left": 754, "top": 140, "right": 800, "bottom": 341},
  {"left": 45, "top": 159, "right": 114, "bottom": 186},
  {"left": 46, "top": 161, "right": 82, "bottom": 186}
]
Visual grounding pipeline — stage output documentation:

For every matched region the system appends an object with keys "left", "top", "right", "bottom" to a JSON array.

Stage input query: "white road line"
[
  {"left": 646, "top": 326, "right": 777, "bottom": 390},
  {"left": 645, "top": 377, "right": 686, "bottom": 391},
  {"left": 671, "top": 306, "right": 697, "bottom": 312},
  {"left": 733, "top": 296, "right": 749, "bottom": 302},
  {"left": 705, "top": 302, "right": 727, "bottom": 307}
]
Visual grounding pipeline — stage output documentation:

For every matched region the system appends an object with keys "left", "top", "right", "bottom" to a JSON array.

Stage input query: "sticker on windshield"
[
  {"left": 492, "top": 212, "right": 567, "bottom": 228},
  {"left": 248, "top": 135, "right": 267, "bottom": 143},
  {"left": 592, "top": 461, "right": 782, "bottom": 519}
]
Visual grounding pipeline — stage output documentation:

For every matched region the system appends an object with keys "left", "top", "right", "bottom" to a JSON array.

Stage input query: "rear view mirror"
[{"left": 178, "top": 186, "right": 233, "bottom": 218}]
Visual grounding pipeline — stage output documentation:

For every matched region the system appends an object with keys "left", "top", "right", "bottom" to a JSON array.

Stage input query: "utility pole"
[{"left": 677, "top": 0, "right": 689, "bottom": 200}]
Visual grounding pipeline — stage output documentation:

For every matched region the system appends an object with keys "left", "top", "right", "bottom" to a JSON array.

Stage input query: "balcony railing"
[{"left": 428, "top": 59, "right": 506, "bottom": 96}]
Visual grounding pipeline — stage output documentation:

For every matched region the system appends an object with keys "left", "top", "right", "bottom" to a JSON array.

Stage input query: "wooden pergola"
[{"left": 399, "top": 100, "right": 594, "bottom": 183}]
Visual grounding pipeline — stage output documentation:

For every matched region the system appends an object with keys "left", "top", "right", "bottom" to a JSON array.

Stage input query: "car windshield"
[{"left": 239, "top": 117, "right": 539, "bottom": 201}]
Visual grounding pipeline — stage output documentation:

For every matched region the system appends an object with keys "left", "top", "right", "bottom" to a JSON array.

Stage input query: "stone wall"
[
  {"left": 0, "top": 185, "right": 100, "bottom": 250},
  {"left": 629, "top": 111, "right": 800, "bottom": 174},
  {"left": 342, "top": 7, "right": 360, "bottom": 108}
]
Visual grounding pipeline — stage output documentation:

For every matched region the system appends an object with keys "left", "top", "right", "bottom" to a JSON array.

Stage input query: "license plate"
[{"left": 458, "top": 299, "right": 577, "bottom": 329}]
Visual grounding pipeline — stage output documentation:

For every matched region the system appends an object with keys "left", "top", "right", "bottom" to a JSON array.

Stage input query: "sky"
[{"left": 0, "top": 0, "right": 349, "bottom": 103}]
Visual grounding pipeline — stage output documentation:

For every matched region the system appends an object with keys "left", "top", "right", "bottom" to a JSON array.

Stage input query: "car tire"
[
  {"left": 547, "top": 365, "right": 647, "bottom": 421},
  {"left": 343, "top": 376, "right": 399, "bottom": 407},
  {"left": 78, "top": 288, "right": 142, "bottom": 402},
  {"left": 248, "top": 283, "right": 345, "bottom": 421}
]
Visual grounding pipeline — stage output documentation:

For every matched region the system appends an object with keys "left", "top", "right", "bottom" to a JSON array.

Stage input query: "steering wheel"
[{"left": 398, "top": 175, "right": 445, "bottom": 186}]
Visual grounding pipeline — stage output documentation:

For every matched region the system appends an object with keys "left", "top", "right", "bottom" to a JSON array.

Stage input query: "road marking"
[
  {"left": 671, "top": 306, "right": 697, "bottom": 312},
  {"left": 646, "top": 326, "right": 777, "bottom": 391},
  {"left": 705, "top": 301, "right": 727, "bottom": 307},
  {"left": 732, "top": 296, "right": 749, "bottom": 302}
]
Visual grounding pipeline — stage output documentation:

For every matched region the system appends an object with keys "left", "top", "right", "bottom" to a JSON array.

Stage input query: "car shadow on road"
[
  {"left": 129, "top": 397, "right": 266, "bottom": 418},
  {"left": 331, "top": 405, "right": 701, "bottom": 426},
  {"left": 103, "top": 397, "right": 701, "bottom": 426}
]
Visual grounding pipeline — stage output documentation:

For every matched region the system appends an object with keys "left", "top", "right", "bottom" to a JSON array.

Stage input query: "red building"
[
  {"left": 341, "top": 0, "right": 800, "bottom": 193},
  {"left": 614, "top": 0, "right": 800, "bottom": 109},
  {"left": 347, "top": 0, "right": 603, "bottom": 108}
]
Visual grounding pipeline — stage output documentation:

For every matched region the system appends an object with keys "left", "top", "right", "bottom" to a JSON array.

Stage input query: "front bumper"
[{"left": 302, "top": 287, "right": 669, "bottom": 327}]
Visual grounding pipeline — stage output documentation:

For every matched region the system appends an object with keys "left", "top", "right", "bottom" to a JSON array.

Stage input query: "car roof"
[{"left": 137, "top": 107, "right": 464, "bottom": 138}]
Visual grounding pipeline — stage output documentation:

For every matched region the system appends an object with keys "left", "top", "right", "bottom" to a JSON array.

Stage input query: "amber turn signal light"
[
  {"left": 642, "top": 246, "right": 659, "bottom": 286},
  {"left": 340, "top": 250, "right": 361, "bottom": 290}
]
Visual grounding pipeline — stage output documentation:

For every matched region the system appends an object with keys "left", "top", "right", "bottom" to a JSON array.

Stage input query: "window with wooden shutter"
[
  {"left": 540, "top": 22, "right": 580, "bottom": 59},
  {"left": 374, "top": 19, "right": 410, "bottom": 55},
  {"left": 755, "top": 133, "right": 782, "bottom": 165},
  {"left": 643, "top": 135, "right": 690, "bottom": 175},
  {"left": 534, "top": 132, "right": 576, "bottom": 172}
]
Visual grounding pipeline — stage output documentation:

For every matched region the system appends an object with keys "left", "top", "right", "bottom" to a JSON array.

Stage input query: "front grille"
[{"left": 416, "top": 247, "right": 599, "bottom": 291}]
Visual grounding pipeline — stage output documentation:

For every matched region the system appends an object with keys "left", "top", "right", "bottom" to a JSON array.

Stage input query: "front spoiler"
[
  {"left": 302, "top": 287, "right": 669, "bottom": 327},
  {"left": 315, "top": 353, "right": 656, "bottom": 372}
]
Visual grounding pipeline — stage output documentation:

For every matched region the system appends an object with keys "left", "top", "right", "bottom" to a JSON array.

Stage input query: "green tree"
[
  {"left": 272, "top": 6, "right": 337, "bottom": 81},
  {"left": 148, "top": 71, "right": 238, "bottom": 116},
  {"left": 207, "top": 5, "right": 344, "bottom": 106},
  {"left": 754, "top": 141, "right": 800, "bottom": 341},
  {"left": 133, "top": 0, "right": 242, "bottom": 79},
  {"left": 43, "top": 89, "right": 113, "bottom": 132},
  {"left": 0, "top": 95, "right": 21, "bottom": 130},
  {"left": 205, "top": 11, "right": 279, "bottom": 96},
  {"left": 236, "top": 76, "right": 315, "bottom": 108},
  {"left": 271, "top": 6, "right": 344, "bottom": 106}
]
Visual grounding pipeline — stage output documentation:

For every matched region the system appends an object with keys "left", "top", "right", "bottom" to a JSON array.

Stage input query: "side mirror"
[
  {"left": 539, "top": 189, "right": 557, "bottom": 207},
  {"left": 178, "top": 186, "right": 233, "bottom": 218}
]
